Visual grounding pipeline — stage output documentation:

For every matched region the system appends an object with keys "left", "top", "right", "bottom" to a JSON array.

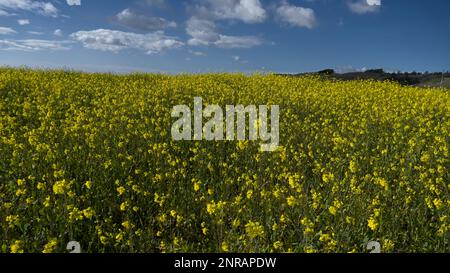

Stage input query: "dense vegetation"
[
  {"left": 286, "top": 69, "right": 450, "bottom": 88},
  {"left": 0, "top": 68, "right": 449, "bottom": 253}
]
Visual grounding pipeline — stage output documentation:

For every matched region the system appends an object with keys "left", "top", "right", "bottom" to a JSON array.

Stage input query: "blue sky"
[{"left": 0, "top": 0, "right": 449, "bottom": 73}]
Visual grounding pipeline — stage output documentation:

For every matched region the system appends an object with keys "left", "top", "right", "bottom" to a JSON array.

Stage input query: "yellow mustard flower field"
[{"left": 0, "top": 68, "right": 449, "bottom": 253}]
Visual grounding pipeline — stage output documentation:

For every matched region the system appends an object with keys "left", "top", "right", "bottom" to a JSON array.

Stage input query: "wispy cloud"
[
  {"left": 186, "top": 16, "right": 263, "bottom": 49},
  {"left": 0, "top": 26, "right": 16, "bottom": 35},
  {"left": 0, "top": 39, "right": 72, "bottom": 51},
  {"left": 191, "top": 0, "right": 267, "bottom": 24},
  {"left": 71, "top": 29, "right": 184, "bottom": 54},
  {"left": 0, "top": 9, "right": 13, "bottom": 16},
  {"left": 276, "top": 1, "right": 317, "bottom": 29},
  {"left": 54, "top": 29, "right": 63, "bottom": 36},
  {"left": 189, "top": 50, "right": 207, "bottom": 56},
  {"left": 66, "top": 0, "right": 81, "bottom": 6},
  {"left": 27, "top": 31, "right": 44, "bottom": 35},
  {"left": 347, "top": 0, "right": 381, "bottom": 14},
  {"left": 0, "top": 0, "right": 58, "bottom": 17},
  {"left": 115, "top": 8, "right": 176, "bottom": 32},
  {"left": 18, "top": 19, "right": 30, "bottom": 25}
]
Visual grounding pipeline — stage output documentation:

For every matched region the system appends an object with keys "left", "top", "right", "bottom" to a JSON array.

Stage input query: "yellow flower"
[
  {"left": 322, "top": 173, "right": 334, "bottom": 183},
  {"left": 288, "top": 175, "right": 297, "bottom": 189},
  {"left": 10, "top": 240, "right": 23, "bottom": 253},
  {"left": 245, "top": 221, "right": 264, "bottom": 239},
  {"left": 6, "top": 215, "right": 20, "bottom": 228},
  {"left": 193, "top": 182, "right": 201, "bottom": 192},
  {"left": 82, "top": 207, "right": 95, "bottom": 219},
  {"left": 135, "top": 229, "right": 142, "bottom": 237},
  {"left": 246, "top": 190, "right": 253, "bottom": 199},
  {"left": 2, "top": 68, "right": 450, "bottom": 253},
  {"left": 221, "top": 242, "right": 229, "bottom": 252},
  {"left": 15, "top": 188, "right": 26, "bottom": 196},
  {"left": 42, "top": 238, "right": 58, "bottom": 253},
  {"left": 117, "top": 186, "right": 126, "bottom": 196},
  {"left": 53, "top": 179, "right": 69, "bottom": 195},
  {"left": 120, "top": 201, "right": 128, "bottom": 211},
  {"left": 206, "top": 202, "right": 217, "bottom": 215},
  {"left": 433, "top": 199, "right": 443, "bottom": 210},
  {"left": 100, "top": 236, "right": 108, "bottom": 245},
  {"left": 420, "top": 153, "right": 430, "bottom": 163},
  {"left": 115, "top": 233, "right": 124, "bottom": 242},
  {"left": 329, "top": 206, "right": 338, "bottom": 216},
  {"left": 205, "top": 204, "right": 214, "bottom": 215},
  {"left": 287, "top": 196, "right": 297, "bottom": 207},
  {"left": 368, "top": 217, "right": 378, "bottom": 231},
  {"left": 304, "top": 246, "right": 317, "bottom": 253},
  {"left": 173, "top": 237, "right": 180, "bottom": 247},
  {"left": 304, "top": 227, "right": 314, "bottom": 236},
  {"left": 349, "top": 160, "right": 358, "bottom": 173},
  {"left": 383, "top": 239, "right": 395, "bottom": 252},
  {"left": 158, "top": 214, "right": 167, "bottom": 223},
  {"left": 84, "top": 181, "right": 92, "bottom": 190},
  {"left": 68, "top": 207, "right": 84, "bottom": 222},
  {"left": 273, "top": 241, "right": 283, "bottom": 250},
  {"left": 329, "top": 200, "right": 343, "bottom": 216},
  {"left": 232, "top": 219, "right": 240, "bottom": 228},
  {"left": 122, "top": 221, "right": 131, "bottom": 230},
  {"left": 319, "top": 233, "right": 331, "bottom": 243},
  {"left": 17, "top": 179, "right": 25, "bottom": 186},
  {"left": 345, "top": 216, "right": 355, "bottom": 225},
  {"left": 43, "top": 196, "right": 51, "bottom": 207}
]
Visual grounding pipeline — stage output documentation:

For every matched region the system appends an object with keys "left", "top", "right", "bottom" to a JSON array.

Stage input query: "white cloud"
[
  {"left": 0, "top": 0, "right": 58, "bottom": 17},
  {"left": 54, "top": 29, "right": 63, "bottom": 36},
  {"left": 66, "top": 0, "right": 81, "bottom": 6},
  {"left": 347, "top": 0, "right": 381, "bottom": 14},
  {"left": 70, "top": 29, "right": 184, "bottom": 54},
  {"left": 116, "top": 8, "right": 176, "bottom": 31},
  {"left": 276, "top": 2, "right": 317, "bottom": 29},
  {"left": 214, "top": 34, "right": 262, "bottom": 48},
  {"left": 189, "top": 50, "right": 207, "bottom": 56},
  {"left": 0, "top": 9, "right": 12, "bottom": 16},
  {"left": 186, "top": 16, "right": 262, "bottom": 49},
  {"left": 0, "top": 39, "right": 71, "bottom": 51},
  {"left": 193, "top": 0, "right": 267, "bottom": 24},
  {"left": 0, "top": 26, "right": 16, "bottom": 35},
  {"left": 186, "top": 17, "right": 219, "bottom": 45},
  {"left": 367, "top": 0, "right": 381, "bottom": 6},
  {"left": 18, "top": 19, "right": 30, "bottom": 25},
  {"left": 27, "top": 31, "right": 44, "bottom": 35}
]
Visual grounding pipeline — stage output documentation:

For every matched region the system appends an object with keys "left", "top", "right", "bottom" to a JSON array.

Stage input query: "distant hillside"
[{"left": 282, "top": 69, "right": 450, "bottom": 88}]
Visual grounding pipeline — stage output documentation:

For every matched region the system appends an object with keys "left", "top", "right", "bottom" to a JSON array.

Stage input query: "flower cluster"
[{"left": 0, "top": 68, "right": 449, "bottom": 253}]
